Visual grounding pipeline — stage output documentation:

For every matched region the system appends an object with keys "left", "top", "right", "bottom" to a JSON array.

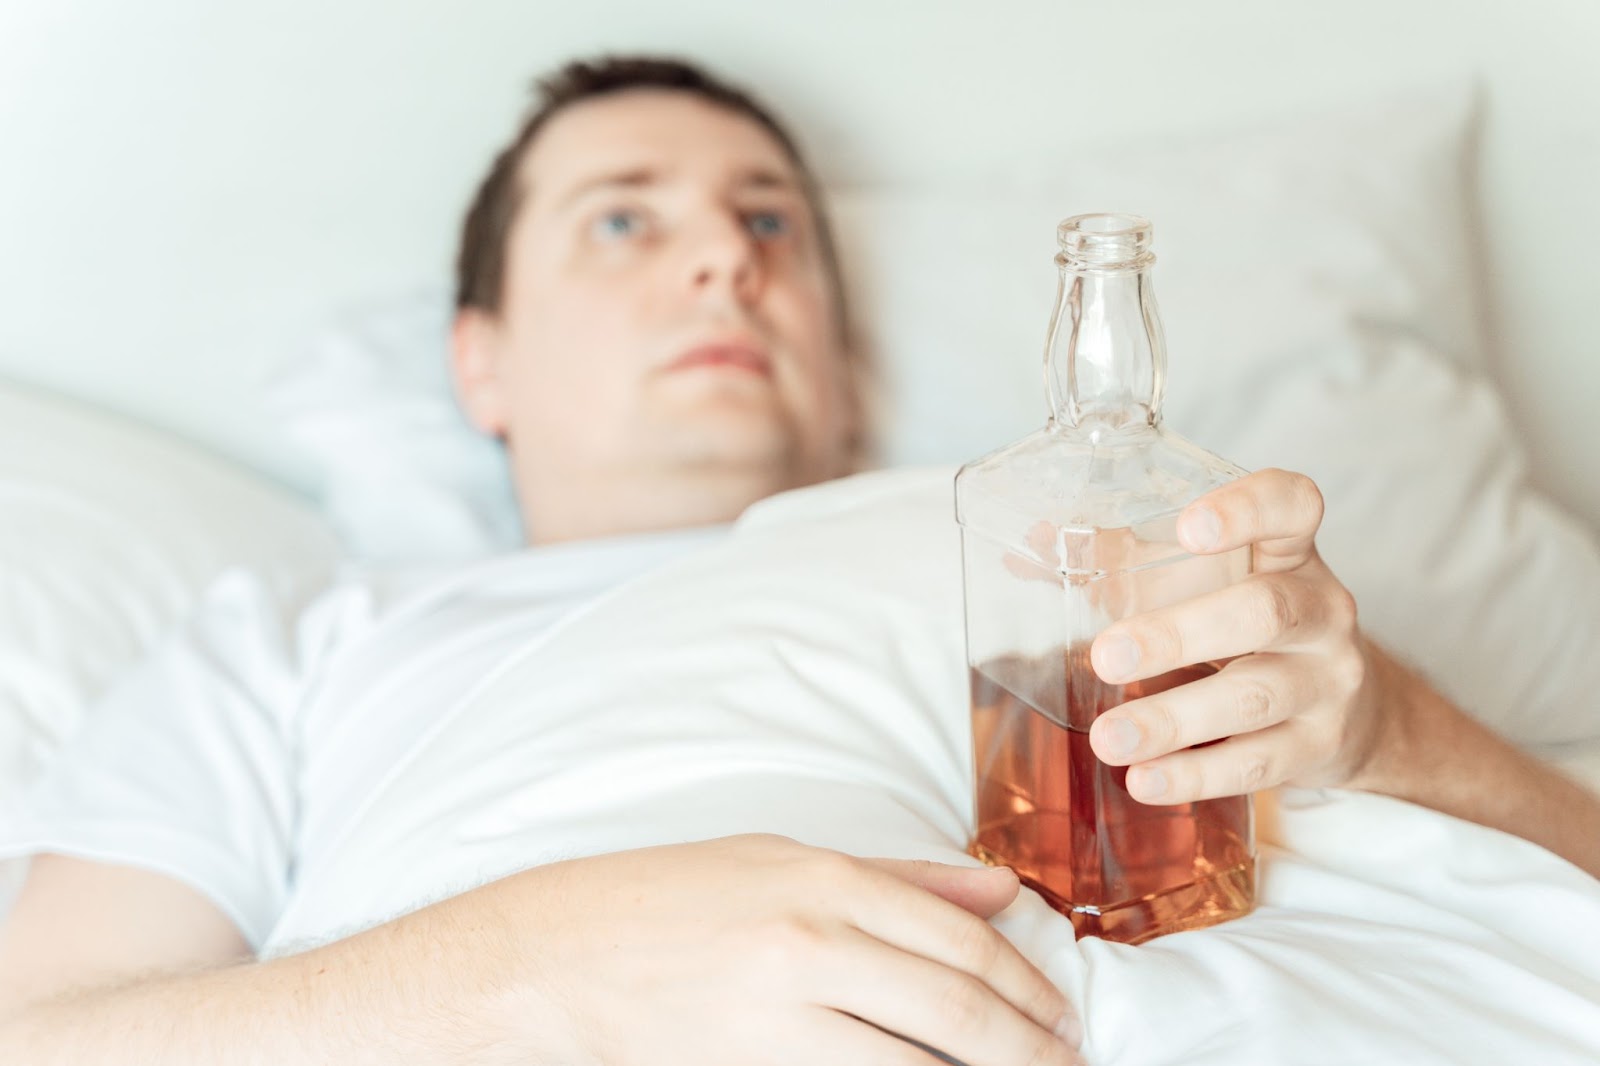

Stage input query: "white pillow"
[
  {"left": 264, "top": 292, "right": 523, "bottom": 562},
  {"left": 0, "top": 380, "right": 339, "bottom": 905},
  {"left": 830, "top": 80, "right": 1486, "bottom": 467}
]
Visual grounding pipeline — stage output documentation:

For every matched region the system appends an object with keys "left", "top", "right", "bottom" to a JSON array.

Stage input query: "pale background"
[{"left": 1, "top": 0, "right": 1596, "bottom": 527}]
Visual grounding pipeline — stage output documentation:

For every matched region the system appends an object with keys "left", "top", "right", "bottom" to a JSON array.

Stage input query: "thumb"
[{"left": 863, "top": 857, "right": 1021, "bottom": 919}]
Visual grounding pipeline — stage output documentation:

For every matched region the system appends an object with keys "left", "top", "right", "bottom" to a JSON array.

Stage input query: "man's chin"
[{"left": 642, "top": 423, "right": 807, "bottom": 480}]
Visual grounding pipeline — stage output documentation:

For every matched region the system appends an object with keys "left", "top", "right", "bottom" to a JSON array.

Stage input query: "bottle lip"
[{"left": 1057, "top": 212, "right": 1156, "bottom": 272}]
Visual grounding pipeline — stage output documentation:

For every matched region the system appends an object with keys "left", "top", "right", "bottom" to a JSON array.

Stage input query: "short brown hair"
[{"left": 454, "top": 54, "right": 849, "bottom": 340}]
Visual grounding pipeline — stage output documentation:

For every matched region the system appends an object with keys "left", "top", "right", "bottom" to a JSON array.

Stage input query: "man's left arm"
[
  {"left": 1343, "top": 638, "right": 1600, "bottom": 876},
  {"left": 1085, "top": 467, "right": 1600, "bottom": 879}
]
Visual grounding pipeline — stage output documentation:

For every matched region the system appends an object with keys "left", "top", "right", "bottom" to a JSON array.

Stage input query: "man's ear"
[{"left": 451, "top": 307, "right": 511, "bottom": 438}]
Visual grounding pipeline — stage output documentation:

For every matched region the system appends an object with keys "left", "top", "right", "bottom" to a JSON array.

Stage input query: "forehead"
[{"left": 517, "top": 89, "right": 803, "bottom": 203}]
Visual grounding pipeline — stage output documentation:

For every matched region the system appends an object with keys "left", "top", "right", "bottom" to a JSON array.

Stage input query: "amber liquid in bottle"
[{"left": 969, "top": 648, "right": 1255, "bottom": 944}]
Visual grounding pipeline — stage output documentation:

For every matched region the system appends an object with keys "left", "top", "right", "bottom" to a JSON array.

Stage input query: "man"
[{"left": 0, "top": 56, "right": 1596, "bottom": 1064}]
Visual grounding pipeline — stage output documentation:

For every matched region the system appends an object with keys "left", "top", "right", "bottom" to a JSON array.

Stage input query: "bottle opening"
[{"left": 1057, "top": 213, "right": 1155, "bottom": 271}]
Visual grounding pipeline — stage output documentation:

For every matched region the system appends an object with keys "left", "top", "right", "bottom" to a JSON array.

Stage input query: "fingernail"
[
  {"left": 1097, "top": 635, "right": 1140, "bottom": 680},
  {"left": 1054, "top": 1013, "right": 1084, "bottom": 1048},
  {"left": 1182, "top": 506, "right": 1222, "bottom": 551},
  {"left": 1099, "top": 717, "right": 1140, "bottom": 758},
  {"left": 1132, "top": 766, "right": 1168, "bottom": 799}
]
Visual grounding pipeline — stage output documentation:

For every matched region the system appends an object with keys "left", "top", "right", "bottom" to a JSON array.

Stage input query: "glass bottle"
[{"left": 955, "top": 213, "right": 1256, "bottom": 944}]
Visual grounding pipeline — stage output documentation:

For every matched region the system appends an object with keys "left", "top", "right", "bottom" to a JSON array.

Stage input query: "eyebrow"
[{"left": 551, "top": 165, "right": 801, "bottom": 212}]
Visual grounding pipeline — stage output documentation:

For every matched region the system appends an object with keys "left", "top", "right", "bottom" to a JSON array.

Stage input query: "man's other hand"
[{"left": 493, "top": 834, "right": 1084, "bottom": 1065}]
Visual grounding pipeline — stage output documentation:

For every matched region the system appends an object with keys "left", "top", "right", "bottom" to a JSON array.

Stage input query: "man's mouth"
[{"left": 665, "top": 341, "right": 774, "bottom": 378}]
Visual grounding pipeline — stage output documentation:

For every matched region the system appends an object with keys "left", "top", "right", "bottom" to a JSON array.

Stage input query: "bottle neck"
[{"left": 1044, "top": 259, "right": 1167, "bottom": 435}]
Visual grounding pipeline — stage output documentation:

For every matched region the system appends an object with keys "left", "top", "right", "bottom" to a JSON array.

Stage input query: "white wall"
[{"left": 1, "top": 0, "right": 1596, "bottom": 525}]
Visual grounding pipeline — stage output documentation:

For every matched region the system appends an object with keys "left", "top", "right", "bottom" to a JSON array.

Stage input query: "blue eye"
[
  {"left": 592, "top": 208, "right": 646, "bottom": 240},
  {"left": 744, "top": 211, "right": 789, "bottom": 239}
]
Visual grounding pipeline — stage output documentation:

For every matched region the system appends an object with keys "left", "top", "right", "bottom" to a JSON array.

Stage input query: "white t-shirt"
[{"left": 0, "top": 524, "right": 728, "bottom": 950}]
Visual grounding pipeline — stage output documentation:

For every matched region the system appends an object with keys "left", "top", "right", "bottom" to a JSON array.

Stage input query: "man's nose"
[{"left": 687, "top": 214, "right": 763, "bottom": 304}]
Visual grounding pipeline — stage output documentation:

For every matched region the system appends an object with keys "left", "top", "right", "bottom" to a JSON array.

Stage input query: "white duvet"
[{"left": 262, "top": 468, "right": 1600, "bottom": 1064}]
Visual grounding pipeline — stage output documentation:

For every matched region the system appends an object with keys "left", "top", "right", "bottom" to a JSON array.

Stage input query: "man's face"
[{"left": 454, "top": 90, "right": 857, "bottom": 531}]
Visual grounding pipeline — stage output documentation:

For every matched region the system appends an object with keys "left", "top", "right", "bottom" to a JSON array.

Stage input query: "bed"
[{"left": 2, "top": 2, "right": 1598, "bottom": 1062}]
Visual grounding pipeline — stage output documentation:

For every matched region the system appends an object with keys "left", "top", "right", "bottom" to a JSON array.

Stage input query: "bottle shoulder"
[{"left": 955, "top": 421, "right": 1246, "bottom": 542}]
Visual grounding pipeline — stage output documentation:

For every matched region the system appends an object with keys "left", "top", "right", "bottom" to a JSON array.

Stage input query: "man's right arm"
[
  {"left": 0, "top": 855, "right": 253, "bottom": 1009},
  {"left": 0, "top": 836, "right": 1085, "bottom": 1066},
  {"left": 0, "top": 854, "right": 544, "bottom": 1064}
]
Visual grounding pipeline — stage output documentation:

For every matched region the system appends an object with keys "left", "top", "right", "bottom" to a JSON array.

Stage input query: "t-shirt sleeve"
[{"left": 0, "top": 568, "right": 323, "bottom": 951}]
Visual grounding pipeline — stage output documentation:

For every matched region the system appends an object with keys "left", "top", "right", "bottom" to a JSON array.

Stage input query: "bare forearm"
[
  {"left": 1353, "top": 644, "right": 1600, "bottom": 878},
  {"left": 0, "top": 878, "right": 553, "bottom": 1064}
]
